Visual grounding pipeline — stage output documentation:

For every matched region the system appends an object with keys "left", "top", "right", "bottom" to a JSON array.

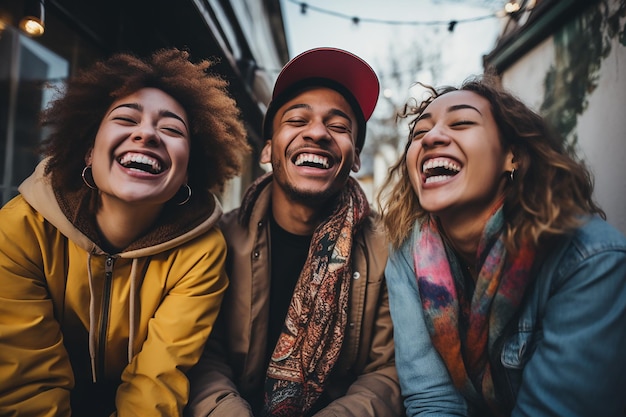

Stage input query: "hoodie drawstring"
[
  {"left": 86, "top": 252, "right": 97, "bottom": 383},
  {"left": 128, "top": 258, "right": 139, "bottom": 363}
]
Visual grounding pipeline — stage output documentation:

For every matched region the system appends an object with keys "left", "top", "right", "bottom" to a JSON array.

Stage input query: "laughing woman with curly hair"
[
  {"left": 0, "top": 48, "right": 250, "bottom": 416},
  {"left": 378, "top": 75, "right": 626, "bottom": 417}
]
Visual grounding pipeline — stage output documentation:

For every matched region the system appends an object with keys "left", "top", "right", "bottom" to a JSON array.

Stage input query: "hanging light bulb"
[
  {"left": 19, "top": 0, "right": 45, "bottom": 37},
  {"left": 504, "top": 1, "right": 521, "bottom": 14}
]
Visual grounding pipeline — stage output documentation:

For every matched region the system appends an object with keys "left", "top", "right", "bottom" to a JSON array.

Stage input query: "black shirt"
[{"left": 266, "top": 215, "right": 312, "bottom": 360}]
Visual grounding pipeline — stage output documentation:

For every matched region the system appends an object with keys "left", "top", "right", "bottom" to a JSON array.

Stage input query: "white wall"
[
  {"left": 500, "top": 1, "right": 626, "bottom": 234},
  {"left": 501, "top": 37, "right": 554, "bottom": 113},
  {"left": 575, "top": 35, "right": 626, "bottom": 233}
]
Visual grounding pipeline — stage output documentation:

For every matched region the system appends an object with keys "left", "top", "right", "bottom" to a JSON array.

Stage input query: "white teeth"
[
  {"left": 295, "top": 153, "right": 329, "bottom": 169},
  {"left": 422, "top": 157, "right": 460, "bottom": 184},
  {"left": 119, "top": 152, "right": 162, "bottom": 173},
  {"left": 422, "top": 158, "right": 460, "bottom": 173},
  {"left": 425, "top": 175, "right": 455, "bottom": 184}
]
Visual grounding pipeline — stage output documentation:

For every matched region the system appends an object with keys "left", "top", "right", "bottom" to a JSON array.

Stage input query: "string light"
[
  {"left": 257, "top": 1, "right": 531, "bottom": 76},
  {"left": 287, "top": 0, "right": 505, "bottom": 31}
]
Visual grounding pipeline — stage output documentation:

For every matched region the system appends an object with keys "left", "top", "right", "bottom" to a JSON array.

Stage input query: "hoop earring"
[
  {"left": 509, "top": 168, "right": 516, "bottom": 182},
  {"left": 176, "top": 184, "right": 192, "bottom": 206},
  {"left": 82, "top": 166, "right": 97, "bottom": 189}
]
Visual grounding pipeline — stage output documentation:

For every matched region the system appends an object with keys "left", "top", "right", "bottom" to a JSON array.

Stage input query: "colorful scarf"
[
  {"left": 241, "top": 173, "right": 370, "bottom": 417},
  {"left": 414, "top": 205, "right": 535, "bottom": 416}
]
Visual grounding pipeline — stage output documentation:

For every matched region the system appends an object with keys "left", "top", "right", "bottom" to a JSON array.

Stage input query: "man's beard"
[
  {"left": 272, "top": 160, "right": 342, "bottom": 205},
  {"left": 281, "top": 180, "right": 337, "bottom": 205}
]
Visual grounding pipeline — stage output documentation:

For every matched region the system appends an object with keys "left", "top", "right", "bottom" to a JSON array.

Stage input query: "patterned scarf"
[
  {"left": 414, "top": 205, "right": 535, "bottom": 416},
  {"left": 241, "top": 173, "right": 369, "bottom": 417}
]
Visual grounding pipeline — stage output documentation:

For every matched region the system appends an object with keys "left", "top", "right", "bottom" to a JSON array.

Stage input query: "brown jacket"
[{"left": 186, "top": 182, "right": 403, "bottom": 416}]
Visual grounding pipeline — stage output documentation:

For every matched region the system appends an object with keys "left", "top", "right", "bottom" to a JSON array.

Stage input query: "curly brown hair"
[
  {"left": 40, "top": 47, "right": 250, "bottom": 195},
  {"left": 378, "top": 74, "right": 605, "bottom": 253}
]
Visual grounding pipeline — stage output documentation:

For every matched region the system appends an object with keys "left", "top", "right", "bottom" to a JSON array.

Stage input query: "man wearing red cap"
[{"left": 186, "top": 48, "right": 403, "bottom": 417}]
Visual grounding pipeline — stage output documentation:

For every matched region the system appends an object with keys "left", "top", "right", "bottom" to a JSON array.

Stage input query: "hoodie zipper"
[{"left": 96, "top": 256, "right": 114, "bottom": 380}]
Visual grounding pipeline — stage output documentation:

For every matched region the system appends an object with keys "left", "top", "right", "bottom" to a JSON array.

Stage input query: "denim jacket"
[{"left": 386, "top": 216, "right": 626, "bottom": 417}]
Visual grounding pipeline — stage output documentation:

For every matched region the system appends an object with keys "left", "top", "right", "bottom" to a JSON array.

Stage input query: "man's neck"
[{"left": 270, "top": 186, "right": 328, "bottom": 236}]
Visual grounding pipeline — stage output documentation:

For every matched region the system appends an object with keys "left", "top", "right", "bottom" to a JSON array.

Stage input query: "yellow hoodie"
[{"left": 0, "top": 160, "right": 228, "bottom": 416}]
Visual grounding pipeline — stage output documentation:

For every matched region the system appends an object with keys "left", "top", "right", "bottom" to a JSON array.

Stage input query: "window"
[{"left": 0, "top": 25, "right": 68, "bottom": 204}]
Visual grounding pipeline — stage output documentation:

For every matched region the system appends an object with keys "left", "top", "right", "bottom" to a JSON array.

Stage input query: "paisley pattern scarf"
[
  {"left": 414, "top": 205, "right": 535, "bottom": 416},
  {"left": 242, "top": 173, "right": 370, "bottom": 417}
]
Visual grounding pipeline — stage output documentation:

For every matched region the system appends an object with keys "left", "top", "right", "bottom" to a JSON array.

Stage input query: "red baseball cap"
[
  {"left": 263, "top": 47, "right": 380, "bottom": 149},
  {"left": 272, "top": 47, "right": 379, "bottom": 121}
]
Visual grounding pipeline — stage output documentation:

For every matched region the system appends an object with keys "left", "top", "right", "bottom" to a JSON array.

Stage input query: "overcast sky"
[{"left": 279, "top": 0, "right": 504, "bottom": 100}]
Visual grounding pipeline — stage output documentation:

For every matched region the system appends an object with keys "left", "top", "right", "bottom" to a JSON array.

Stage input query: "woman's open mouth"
[
  {"left": 118, "top": 152, "right": 164, "bottom": 175},
  {"left": 422, "top": 157, "right": 460, "bottom": 184}
]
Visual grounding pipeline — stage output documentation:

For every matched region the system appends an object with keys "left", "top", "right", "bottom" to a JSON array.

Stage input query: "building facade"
[
  {"left": 484, "top": 0, "right": 626, "bottom": 234},
  {"left": 0, "top": 0, "right": 289, "bottom": 210}
]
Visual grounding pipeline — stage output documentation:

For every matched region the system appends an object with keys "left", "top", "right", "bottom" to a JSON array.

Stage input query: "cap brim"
[{"left": 272, "top": 48, "right": 379, "bottom": 121}]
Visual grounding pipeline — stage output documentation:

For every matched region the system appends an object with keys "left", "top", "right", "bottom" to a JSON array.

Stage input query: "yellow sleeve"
[{"left": 0, "top": 196, "right": 73, "bottom": 416}]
